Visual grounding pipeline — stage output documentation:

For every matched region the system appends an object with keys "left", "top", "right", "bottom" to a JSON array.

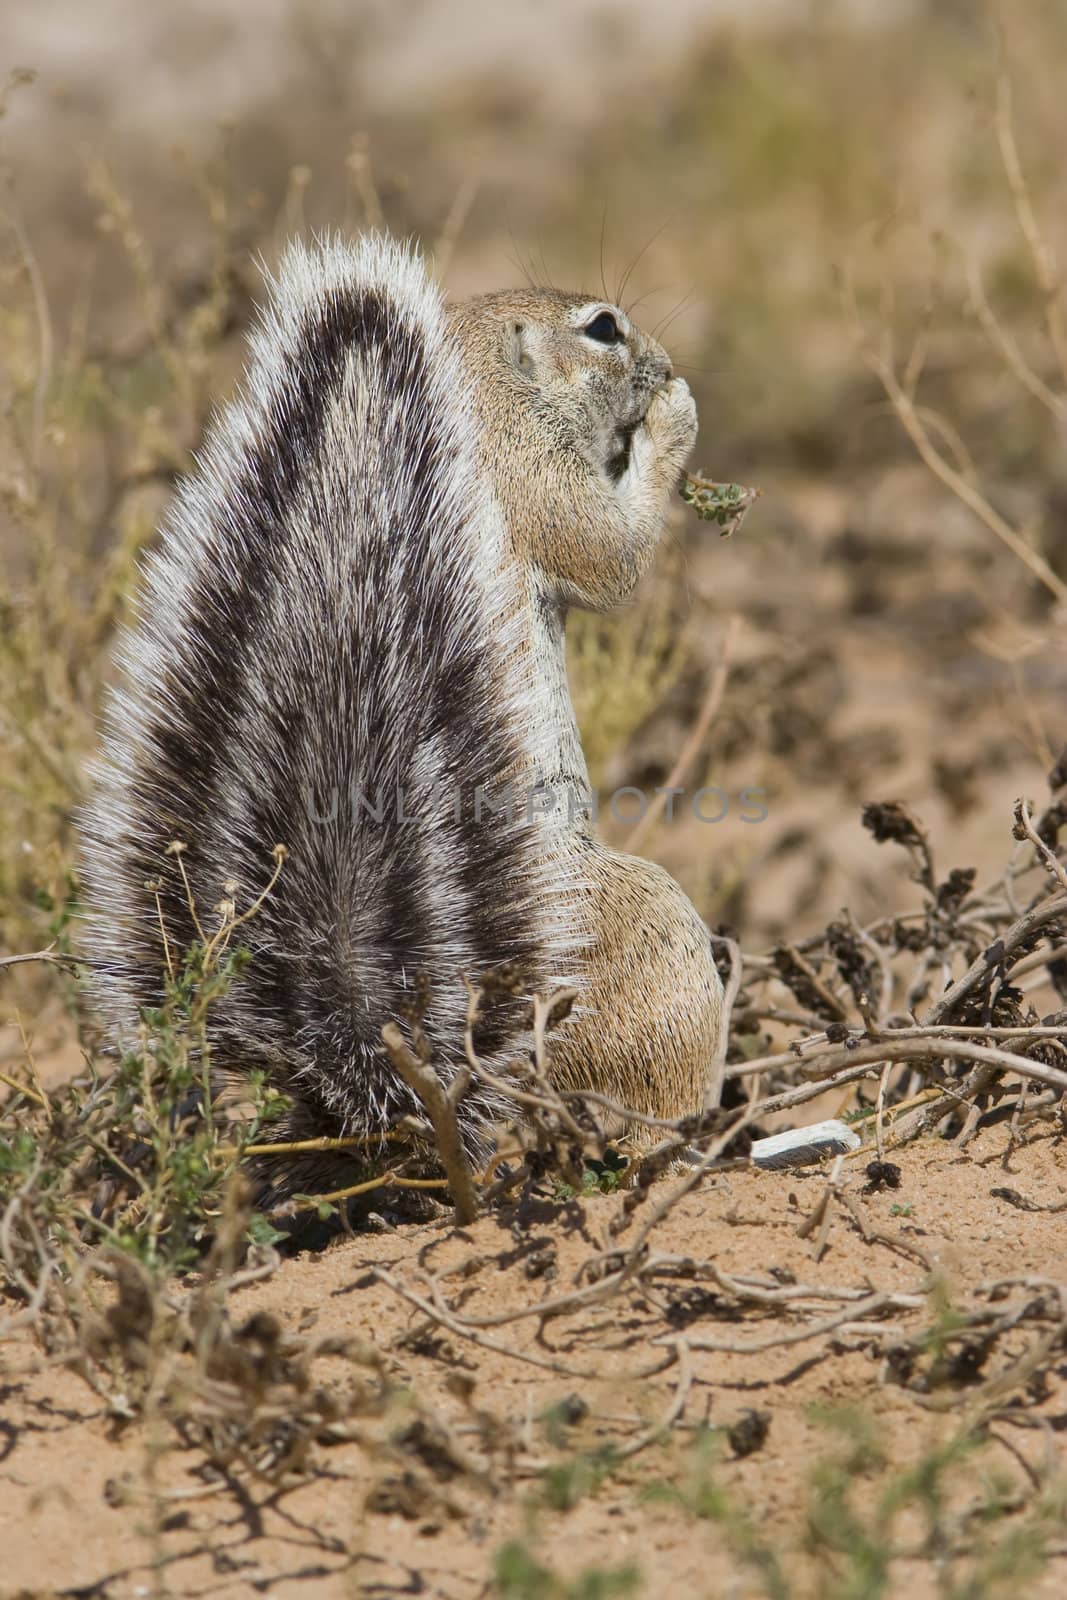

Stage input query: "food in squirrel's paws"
[{"left": 681, "top": 472, "right": 761, "bottom": 538}]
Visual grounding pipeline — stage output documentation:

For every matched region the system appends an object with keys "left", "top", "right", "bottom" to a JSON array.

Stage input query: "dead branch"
[
  {"left": 658, "top": 1292, "right": 918, "bottom": 1357},
  {"left": 381, "top": 1021, "right": 479, "bottom": 1225},
  {"left": 0, "top": 948, "right": 85, "bottom": 973},
  {"left": 371, "top": 1264, "right": 676, "bottom": 1383},
  {"left": 866, "top": 341, "right": 1067, "bottom": 605}
]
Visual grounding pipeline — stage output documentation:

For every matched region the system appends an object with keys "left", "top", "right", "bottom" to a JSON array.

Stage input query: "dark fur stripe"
[{"left": 133, "top": 289, "right": 395, "bottom": 968}]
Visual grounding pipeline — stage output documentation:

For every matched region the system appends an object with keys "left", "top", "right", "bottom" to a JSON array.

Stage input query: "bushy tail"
[{"left": 80, "top": 234, "right": 579, "bottom": 1152}]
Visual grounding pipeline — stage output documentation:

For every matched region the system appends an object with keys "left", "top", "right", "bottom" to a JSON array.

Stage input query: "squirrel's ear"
[{"left": 507, "top": 321, "right": 536, "bottom": 377}]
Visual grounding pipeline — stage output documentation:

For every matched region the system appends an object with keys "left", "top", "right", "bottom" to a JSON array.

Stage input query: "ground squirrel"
[{"left": 80, "top": 234, "right": 723, "bottom": 1195}]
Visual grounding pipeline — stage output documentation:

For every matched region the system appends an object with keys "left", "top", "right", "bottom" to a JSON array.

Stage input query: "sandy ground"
[{"left": 3, "top": 1125, "right": 1066, "bottom": 1599}]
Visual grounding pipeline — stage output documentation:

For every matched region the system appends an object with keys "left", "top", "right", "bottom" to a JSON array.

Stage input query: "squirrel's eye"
[{"left": 583, "top": 311, "right": 622, "bottom": 345}]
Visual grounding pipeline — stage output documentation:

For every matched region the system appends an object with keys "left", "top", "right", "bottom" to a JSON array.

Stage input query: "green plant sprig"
[{"left": 680, "top": 473, "right": 761, "bottom": 538}]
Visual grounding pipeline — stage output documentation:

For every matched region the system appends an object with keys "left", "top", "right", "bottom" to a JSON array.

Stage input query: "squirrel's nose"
[{"left": 636, "top": 353, "right": 672, "bottom": 389}]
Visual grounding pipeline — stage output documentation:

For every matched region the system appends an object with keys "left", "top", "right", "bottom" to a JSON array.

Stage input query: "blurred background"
[{"left": 3, "top": 0, "right": 1067, "bottom": 1047}]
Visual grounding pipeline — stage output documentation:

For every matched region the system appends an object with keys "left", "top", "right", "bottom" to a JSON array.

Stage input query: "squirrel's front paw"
[{"left": 644, "top": 377, "right": 698, "bottom": 473}]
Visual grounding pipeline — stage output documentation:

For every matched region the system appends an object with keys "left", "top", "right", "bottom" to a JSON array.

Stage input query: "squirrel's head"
[
  {"left": 449, "top": 286, "right": 695, "bottom": 610},
  {"left": 454, "top": 288, "right": 673, "bottom": 469}
]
